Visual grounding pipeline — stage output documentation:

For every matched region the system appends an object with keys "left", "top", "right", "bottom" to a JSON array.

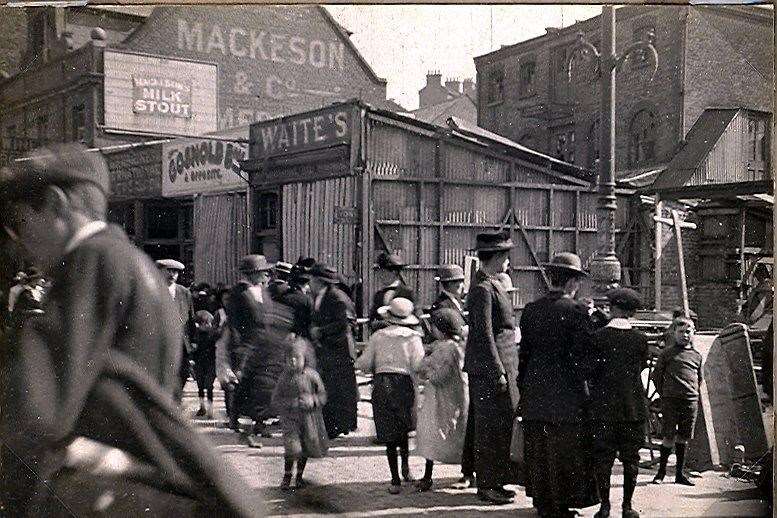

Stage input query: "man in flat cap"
[
  {"left": 156, "top": 258, "right": 196, "bottom": 401},
  {"left": 588, "top": 288, "right": 649, "bottom": 518},
  {"left": 0, "top": 143, "right": 259, "bottom": 516}
]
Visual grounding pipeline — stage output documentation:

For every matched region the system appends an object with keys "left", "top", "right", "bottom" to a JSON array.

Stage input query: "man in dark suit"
[
  {"left": 589, "top": 288, "right": 649, "bottom": 518},
  {"left": 310, "top": 263, "right": 359, "bottom": 439},
  {"left": 0, "top": 142, "right": 259, "bottom": 516},
  {"left": 156, "top": 258, "right": 195, "bottom": 402},
  {"left": 519, "top": 252, "right": 599, "bottom": 516},
  {"left": 369, "top": 252, "right": 414, "bottom": 331}
]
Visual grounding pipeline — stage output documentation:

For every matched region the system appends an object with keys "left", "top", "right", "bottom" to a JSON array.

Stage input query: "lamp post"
[{"left": 567, "top": 5, "right": 658, "bottom": 294}]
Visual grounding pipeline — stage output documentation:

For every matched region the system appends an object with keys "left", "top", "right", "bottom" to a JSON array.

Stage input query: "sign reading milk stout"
[
  {"left": 103, "top": 50, "right": 218, "bottom": 136},
  {"left": 162, "top": 138, "right": 248, "bottom": 197},
  {"left": 249, "top": 104, "right": 351, "bottom": 160},
  {"left": 133, "top": 77, "right": 193, "bottom": 118}
]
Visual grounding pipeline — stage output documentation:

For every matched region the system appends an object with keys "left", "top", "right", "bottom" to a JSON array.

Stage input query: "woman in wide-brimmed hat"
[
  {"left": 356, "top": 297, "right": 425, "bottom": 494},
  {"left": 463, "top": 231, "right": 520, "bottom": 504},
  {"left": 309, "top": 263, "right": 360, "bottom": 440},
  {"left": 518, "top": 252, "right": 600, "bottom": 516}
]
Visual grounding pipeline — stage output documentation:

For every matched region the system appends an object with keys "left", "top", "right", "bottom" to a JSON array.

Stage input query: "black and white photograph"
[{"left": 0, "top": 2, "right": 773, "bottom": 517}]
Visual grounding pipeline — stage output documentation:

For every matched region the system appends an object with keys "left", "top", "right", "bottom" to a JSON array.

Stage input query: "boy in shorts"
[{"left": 651, "top": 316, "right": 702, "bottom": 486}]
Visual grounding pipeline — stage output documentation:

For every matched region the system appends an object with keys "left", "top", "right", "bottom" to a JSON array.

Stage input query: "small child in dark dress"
[
  {"left": 356, "top": 297, "right": 425, "bottom": 494},
  {"left": 192, "top": 310, "right": 218, "bottom": 418},
  {"left": 652, "top": 316, "right": 702, "bottom": 486},
  {"left": 271, "top": 337, "right": 329, "bottom": 490}
]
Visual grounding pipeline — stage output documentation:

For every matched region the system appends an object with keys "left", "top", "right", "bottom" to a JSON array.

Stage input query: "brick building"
[
  {"left": 474, "top": 5, "right": 773, "bottom": 329},
  {"left": 474, "top": 5, "right": 772, "bottom": 177},
  {"left": 0, "top": 5, "right": 390, "bottom": 284}
]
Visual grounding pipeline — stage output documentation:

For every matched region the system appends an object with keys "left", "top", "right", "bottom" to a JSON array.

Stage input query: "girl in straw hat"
[{"left": 356, "top": 297, "right": 425, "bottom": 494}]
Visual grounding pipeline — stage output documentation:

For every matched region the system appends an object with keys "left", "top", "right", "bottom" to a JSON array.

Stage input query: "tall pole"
[
  {"left": 567, "top": 6, "right": 658, "bottom": 296},
  {"left": 588, "top": 5, "right": 621, "bottom": 291}
]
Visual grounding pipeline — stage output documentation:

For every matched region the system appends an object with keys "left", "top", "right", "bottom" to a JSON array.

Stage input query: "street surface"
[{"left": 183, "top": 381, "right": 768, "bottom": 518}]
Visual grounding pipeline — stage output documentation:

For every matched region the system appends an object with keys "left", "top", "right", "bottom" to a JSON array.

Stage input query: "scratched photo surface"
[{"left": 0, "top": 3, "right": 773, "bottom": 518}]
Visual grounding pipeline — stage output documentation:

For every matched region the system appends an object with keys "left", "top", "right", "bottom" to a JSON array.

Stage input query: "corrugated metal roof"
[
  {"left": 650, "top": 108, "right": 738, "bottom": 190},
  {"left": 89, "top": 5, "right": 156, "bottom": 18}
]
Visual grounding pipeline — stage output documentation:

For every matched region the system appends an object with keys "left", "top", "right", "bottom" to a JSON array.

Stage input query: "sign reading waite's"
[{"left": 249, "top": 105, "right": 351, "bottom": 160}]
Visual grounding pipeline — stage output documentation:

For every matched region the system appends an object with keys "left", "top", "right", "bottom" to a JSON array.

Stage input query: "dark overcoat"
[
  {"left": 430, "top": 290, "right": 467, "bottom": 322},
  {"left": 518, "top": 290, "right": 599, "bottom": 511},
  {"left": 0, "top": 225, "right": 260, "bottom": 517},
  {"left": 224, "top": 281, "right": 264, "bottom": 371},
  {"left": 312, "top": 285, "right": 359, "bottom": 438},
  {"left": 463, "top": 270, "right": 517, "bottom": 489},
  {"left": 368, "top": 282, "right": 415, "bottom": 330}
]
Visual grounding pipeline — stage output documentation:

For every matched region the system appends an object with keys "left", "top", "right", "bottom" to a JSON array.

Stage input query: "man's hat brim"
[
  {"left": 543, "top": 263, "right": 589, "bottom": 277},
  {"left": 156, "top": 259, "right": 185, "bottom": 271}
]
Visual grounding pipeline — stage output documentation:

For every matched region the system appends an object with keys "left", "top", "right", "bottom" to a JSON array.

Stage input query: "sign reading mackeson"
[
  {"left": 163, "top": 138, "right": 248, "bottom": 197},
  {"left": 249, "top": 104, "right": 351, "bottom": 160}
]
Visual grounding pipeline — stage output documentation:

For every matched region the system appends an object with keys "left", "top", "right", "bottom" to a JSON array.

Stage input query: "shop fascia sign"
[
  {"left": 163, "top": 138, "right": 248, "bottom": 197},
  {"left": 249, "top": 104, "right": 351, "bottom": 160}
]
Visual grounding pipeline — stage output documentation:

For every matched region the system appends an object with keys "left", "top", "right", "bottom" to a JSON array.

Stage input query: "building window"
[
  {"left": 551, "top": 46, "right": 570, "bottom": 103},
  {"left": 586, "top": 118, "right": 600, "bottom": 171},
  {"left": 519, "top": 60, "right": 536, "bottom": 98},
  {"left": 257, "top": 192, "right": 278, "bottom": 230},
  {"left": 627, "top": 109, "right": 657, "bottom": 167},
  {"left": 107, "top": 202, "right": 136, "bottom": 238},
  {"left": 487, "top": 65, "right": 504, "bottom": 105},
  {"left": 35, "top": 115, "right": 48, "bottom": 146},
  {"left": 72, "top": 103, "right": 86, "bottom": 142},
  {"left": 552, "top": 126, "right": 576, "bottom": 164},
  {"left": 747, "top": 114, "right": 769, "bottom": 163},
  {"left": 631, "top": 23, "right": 656, "bottom": 69}
]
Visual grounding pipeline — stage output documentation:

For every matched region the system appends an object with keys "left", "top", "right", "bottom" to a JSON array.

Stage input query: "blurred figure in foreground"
[{"left": 0, "top": 143, "right": 260, "bottom": 517}]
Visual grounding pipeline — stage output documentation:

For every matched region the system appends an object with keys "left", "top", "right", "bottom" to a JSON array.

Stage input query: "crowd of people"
[{"left": 0, "top": 142, "right": 715, "bottom": 518}]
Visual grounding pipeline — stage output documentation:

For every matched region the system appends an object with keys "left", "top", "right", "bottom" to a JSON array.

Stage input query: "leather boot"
[
  {"left": 653, "top": 446, "right": 671, "bottom": 484},
  {"left": 622, "top": 464, "right": 639, "bottom": 518},
  {"left": 675, "top": 443, "right": 694, "bottom": 486}
]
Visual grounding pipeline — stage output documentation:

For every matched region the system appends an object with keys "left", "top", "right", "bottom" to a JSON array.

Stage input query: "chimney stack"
[
  {"left": 462, "top": 78, "right": 476, "bottom": 98},
  {"left": 426, "top": 70, "right": 442, "bottom": 87},
  {"left": 445, "top": 78, "right": 461, "bottom": 95}
]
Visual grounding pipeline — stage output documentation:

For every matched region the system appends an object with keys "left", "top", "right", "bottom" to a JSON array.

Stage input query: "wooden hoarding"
[{"left": 103, "top": 50, "right": 218, "bottom": 136}]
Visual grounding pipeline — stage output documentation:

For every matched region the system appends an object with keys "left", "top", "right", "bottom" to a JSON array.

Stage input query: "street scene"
[{"left": 0, "top": 4, "right": 774, "bottom": 518}]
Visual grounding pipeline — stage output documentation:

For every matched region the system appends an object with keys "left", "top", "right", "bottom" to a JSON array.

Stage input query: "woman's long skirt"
[
  {"left": 318, "top": 352, "right": 359, "bottom": 439},
  {"left": 470, "top": 378, "right": 518, "bottom": 489},
  {"left": 371, "top": 373, "right": 416, "bottom": 444},
  {"left": 523, "top": 421, "right": 600, "bottom": 513}
]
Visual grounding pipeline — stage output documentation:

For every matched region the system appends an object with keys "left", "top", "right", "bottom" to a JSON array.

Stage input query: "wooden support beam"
[
  {"left": 653, "top": 216, "right": 697, "bottom": 229},
  {"left": 671, "top": 209, "right": 690, "bottom": 319},
  {"left": 516, "top": 218, "right": 551, "bottom": 289},
  {"left": 654, "top": 197, "right": 663, "bottom": 311}
]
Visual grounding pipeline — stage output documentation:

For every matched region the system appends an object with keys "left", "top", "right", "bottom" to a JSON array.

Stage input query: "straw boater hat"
[
  {"left": 273, "top": 262, "right": 293, "bottom": 276},
  {"left": 378, "top": 297, "right": 420, "bottom": 327},
  {"left": 471, "top": 231, "right": 515, "bottom": 252},
  {"left": 238, "top": 254, "right": 272, "bottom": 273},
  {"left": 543, "top": 252, "right": 588, "bottom": 277},
  {"left": 376, "top": 252, "right": 406, "bottom": 270},
  {"left": 435, "top": 264, "right": 465, "bottom": 283},
  {"left": 156, "top": 259, "right": 185, "bottom": 271}
]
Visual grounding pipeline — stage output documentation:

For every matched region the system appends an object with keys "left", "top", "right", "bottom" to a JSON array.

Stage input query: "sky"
[{"left": 326, "top": 5, "right": 603, "bottom": 110}]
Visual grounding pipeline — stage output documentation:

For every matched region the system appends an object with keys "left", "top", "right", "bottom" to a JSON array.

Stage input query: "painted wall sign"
[
  {"left": 132, "top": 76, "right": 192, "bottom": 118},
  {"left": 103, "top": 50, "right": 218, "bottom": 136},
  {"left": 249, "top": 105, "right": 351, "bottom": 159},
  {"left": 120, "top": 6, "right": 387, "bottom": 132},
  {"left": 163, "top": 138, "right": 248, "bottom": 196}
]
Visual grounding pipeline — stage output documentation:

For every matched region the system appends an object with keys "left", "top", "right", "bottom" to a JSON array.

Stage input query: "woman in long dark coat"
[
  {"left": 463, "top": 231, "right": 519, "bottom": 505},
  {"left": 518, "top": 252, "right": 599, "bottom": 517},
  {"left": 309, "top": 263, "right": 360, "bottom": 439}
]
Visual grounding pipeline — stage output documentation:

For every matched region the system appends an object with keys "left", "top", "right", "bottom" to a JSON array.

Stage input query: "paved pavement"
[{"left": 182, "top": 381, "right": 768, "bottom": 517}]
